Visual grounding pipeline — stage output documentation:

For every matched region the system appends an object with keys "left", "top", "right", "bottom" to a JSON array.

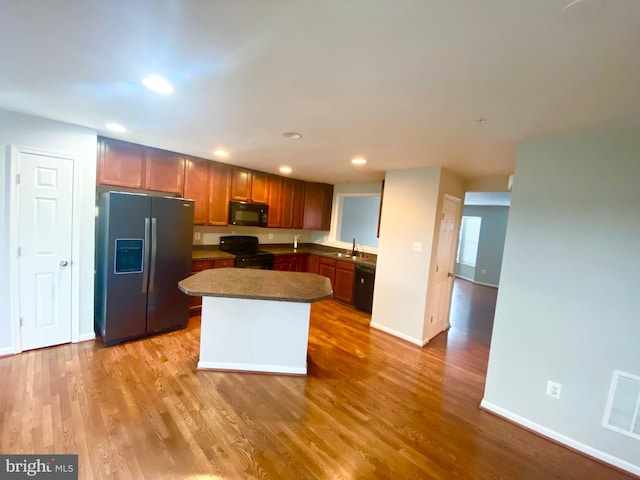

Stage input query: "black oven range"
[{"left": 219, "top": 235, "right": 275, "bottom": 269}]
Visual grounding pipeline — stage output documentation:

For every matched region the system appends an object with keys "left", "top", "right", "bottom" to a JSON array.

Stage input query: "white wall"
[
  {"left": 0, "top": 110, "right": 97, "bottom": 354},
  {"left": 371, "top": 168, "right": 441, "bottom": 345},
  {"left": 482, "top": 130, "right": 640, "bottom": 475}
]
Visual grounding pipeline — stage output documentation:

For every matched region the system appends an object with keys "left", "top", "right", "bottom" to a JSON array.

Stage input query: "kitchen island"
[{"left": 178, "top": 268, "right": 332, "bottom": 375}]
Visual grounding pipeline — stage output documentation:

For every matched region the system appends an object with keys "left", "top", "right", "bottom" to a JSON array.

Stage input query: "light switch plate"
[
  {"left": 194, "top": 232, "right": 201, "bottom": 241},
  {"left": 412, "top": 242, "right": 422, "bottom": 252},
  {"left": 268, "top": 233, "right": 274, "bottom": 239}
]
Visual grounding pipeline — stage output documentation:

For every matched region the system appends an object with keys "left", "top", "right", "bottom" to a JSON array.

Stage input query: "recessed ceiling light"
[
  {"left": 213, "top": 149, "right": 229, "bottom": 158},
  {"left": 142, "top": 75, "right": 174, "bottom": 94},
  {"left": 351, "top": 157, "right": 367, "bottom": 165},
  {"left": 105, "top": 123, "right": 126, "bottom": 133},
  {"left": 282, "top": 132, "right": 302, "bottom": 140},
  {"left": 279, "top": 165, "right": 292, "bottom": 174}
]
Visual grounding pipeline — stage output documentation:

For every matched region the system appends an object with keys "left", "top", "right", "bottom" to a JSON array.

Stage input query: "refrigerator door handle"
[
  {"left": 142, "top": 217, "right": 150, "bottom": 293},
  {"left": 149, "top": 217, "right": 158, "bottom": 292}
]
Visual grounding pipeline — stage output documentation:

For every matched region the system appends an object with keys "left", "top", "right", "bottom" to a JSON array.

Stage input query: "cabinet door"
[
  {"left": 267, "top": 175, "right": 282, "bottom": 227},
  {"left": 318, "top": 263, "right": 336, "bottom": 289},
  {"left": 334, "top": 262, "right": 355, "bottom": 304},
  {"left": 321, "top": 184, "right": 334, "bottom": 231},
  {"left": 280, "top": 178, "right": 294, "bottom": 228},
  {"left": 183, "top": 158, "right": 210, "bottom": 225},
  {"left": 145, "top": 148, "right": 185, "bottom": 194},
  {"left": 308, "top": 255, "right": 319, "bottom": 274},
  {"left": 293, "top": 180, "right": 306, "bottom": 229},
  {"left": 208, "top": 162, "right": 231, "bottom": 225},
  {"left": 231, "top": 167, "right": 251, "bottom": 201},
  {"left": 303, "top": 182, "right": 324, "bottom": 229},
  {"left": 213, "top": 259, "right": 234, "bottom": 268},
  {"left": 97, "top": 137, "right": 145, "bottom": 188},
  {"left": 251, "top": 171, "right": 270, "bottom": 203}
]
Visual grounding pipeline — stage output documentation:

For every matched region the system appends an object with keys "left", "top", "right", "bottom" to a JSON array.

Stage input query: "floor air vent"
[{"left": 603, "top": 370, "right": 640, "bottom": 440}]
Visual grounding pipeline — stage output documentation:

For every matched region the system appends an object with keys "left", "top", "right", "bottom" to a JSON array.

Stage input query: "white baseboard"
[
  {"left": 76, "top": 332, "right": 96, "bottom": 343},
  {"left": 0, "top": 345, "right": 16, "bottom": 357},
  {"left": 455, "top": 275, "right": 498, "bottom": 289},
  {"left": 480, "top": 399, "right": 640, "bottom": 477},
  {"left": 197, "top": 361, "right": 306, "bottom": 375},
  {"left": 370, "top": 322, "right": 424, "bottom": 347}
]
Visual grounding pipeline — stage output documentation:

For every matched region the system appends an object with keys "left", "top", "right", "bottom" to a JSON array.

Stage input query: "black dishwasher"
[{"left": 354, "top": 264, "right": 375, "bottom": 314}]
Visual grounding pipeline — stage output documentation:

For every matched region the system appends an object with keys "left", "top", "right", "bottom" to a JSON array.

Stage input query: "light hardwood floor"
[{"left": 0, "top": 280, "right": 635, "bottom": 479}]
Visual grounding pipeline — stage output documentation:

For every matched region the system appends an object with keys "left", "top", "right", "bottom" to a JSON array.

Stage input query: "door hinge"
[
  {"left": 17, "top": 247, "right": 21, "bottom": 258},
  {"left": 436, "top": 265, "right": 439, "bottom": 272},
  {"left": 15, "top": 173, "right": 20, "bottom": 185},
  {"left": 20, "top": 317, "right": 23, "bottom": 327}
]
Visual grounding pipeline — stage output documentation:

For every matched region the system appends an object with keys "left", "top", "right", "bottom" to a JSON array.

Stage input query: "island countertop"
[{"left": 179, "top": 268, "right": 333, "bottom": 303}]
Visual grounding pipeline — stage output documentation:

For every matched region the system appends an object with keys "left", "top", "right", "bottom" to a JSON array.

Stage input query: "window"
[
  {"left": 457, "top": 216, "right": 481, "bottom": 267},
  {"left": 337, "top": 195, "right": 381, "bottom": 248}
]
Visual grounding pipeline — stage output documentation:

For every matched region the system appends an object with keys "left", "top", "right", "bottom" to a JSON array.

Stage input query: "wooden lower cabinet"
[
  {"left": 310, "top": 256, "right": 355, "bottom": 304},
  {"left": 189, "top": 258, "right": 234, "bottom": 315},
  {"left": 308, "top": 255, "right": 320, "bottom": 274},
  {"left": 273, "top": 254, "right": 308, "bottom": 272},
  {"left": 334, "top": 261, "right": 355, "bottom": 304}
]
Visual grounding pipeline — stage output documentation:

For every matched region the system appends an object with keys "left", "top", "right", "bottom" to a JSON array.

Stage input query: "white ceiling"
[{"left": 1, "top": 0, "right": 639, "bottom": 185}]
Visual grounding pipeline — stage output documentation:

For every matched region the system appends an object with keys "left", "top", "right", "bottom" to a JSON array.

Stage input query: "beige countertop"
[
  {"left": 178, "top": 268, "right": 333, "bottom": 303},
  {"left": 192, "top": 249, "right": 235, "bottom": 261}
]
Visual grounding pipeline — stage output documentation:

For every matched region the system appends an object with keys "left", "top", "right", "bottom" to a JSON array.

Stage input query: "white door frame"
[{"left": 8, "top": 145, "right": 81, "bottom": 354}]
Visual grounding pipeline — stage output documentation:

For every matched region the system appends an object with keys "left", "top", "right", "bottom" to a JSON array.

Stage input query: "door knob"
[
  {"left": 60, "top": 260, "right": 69, "bottom": 267},
  {"left": 447, "top": 272, "right": 453, "bottom": 277}
]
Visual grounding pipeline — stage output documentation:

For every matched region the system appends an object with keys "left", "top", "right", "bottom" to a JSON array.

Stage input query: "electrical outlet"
[
  {"left": 194, "top": 232, "right": 201, "bottom": 241},
  {"left": 546, "top": 380, "right": 562, "bottom": 399},
  {"left": 268, "top": 233, "right": 273, "bottom": 239},
  {"left": 481, "top": 269, "right": 486, "bottom": 275},
  {"left": 412, "top": 242, "right": 422, "bottom": 252}
]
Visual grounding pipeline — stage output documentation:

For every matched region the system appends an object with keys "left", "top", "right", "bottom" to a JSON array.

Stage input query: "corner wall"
[
  {"left": 482, "top": 130, "right": 640, "bottom": 475},
  {"left": 0, "top": 110, "right": 97, "bottom": 353}
]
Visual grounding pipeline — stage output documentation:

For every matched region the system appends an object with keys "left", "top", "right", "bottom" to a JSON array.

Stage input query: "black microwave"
[{"left": 228, "top": 200, "right": 269, "bottom": 227}]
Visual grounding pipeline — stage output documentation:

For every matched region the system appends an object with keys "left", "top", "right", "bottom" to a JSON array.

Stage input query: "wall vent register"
[{"left": 602, "top": 370, "right": 640, "bottom": 441}]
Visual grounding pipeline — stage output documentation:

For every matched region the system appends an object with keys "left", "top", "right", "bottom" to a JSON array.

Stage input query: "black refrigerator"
[{"left": 95, "top": 191, "right": 194, "bottom": 345}]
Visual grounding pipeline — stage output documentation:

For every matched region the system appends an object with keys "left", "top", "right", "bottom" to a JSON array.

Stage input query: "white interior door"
[
  {"left": 17, "top": 150, "right": 74, "bottom": 351},
  {"left": 430, "top": 194, "right": 462, "bottom": 336}
]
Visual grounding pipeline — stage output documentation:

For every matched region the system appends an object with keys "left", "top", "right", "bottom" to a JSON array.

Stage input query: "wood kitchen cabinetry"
[
  {"left": 97, "top": 137, "right": 185, "bottom": 195},
  {"left": 231, "top": 167, "right": 269, "bottom": 203},
  {"left": 308, "top": 254, "right": 320, "bottom": 274},
  {"left": 183, "top": 157, "right": 210, "bottom": 225},
  {"left": 273, "top": 253, "right": 309, "bottom": 272},
  {"left": 311, "top": 256, "right": 355, "bottom": 304},
  {"left": 189, "top": 258, "right": 234, "bottom": 314},
  {"left": 267, "top": 175, "right": 282, "bottom": 228},
  {"left": 97, "top": 137, "right": 145, "bottom": 189},
  {"left": 303, "top": 182, "right": 333, "bottom": 231},
  {"left": 183, "top": 158, "right": 231, "bottom": 226},
  {"left": 208, "top": 162, "right": 231, "bottom": 225},
  {"left": 334, "top": 261, "right": 355, "bottom": 304},
  {"left": 97, "top": 137, "right": 334, "bottom": 229},
  {"left": 145, "top": 148, "right": 185, "bottom": 194}
]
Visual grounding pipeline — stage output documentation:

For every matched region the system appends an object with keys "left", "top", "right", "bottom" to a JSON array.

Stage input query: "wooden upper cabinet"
[
  {"left": 251, "top": 171, "right": 269, "bottom": 204},
  {"left": 267, "top": 175, "right": 282, "bottom": 228},
  {"left": 321, "top": 183, "right": 334, "bottom": 231},
  {"left": 280, "top": 178, "right": 295, "bottom": 228},
  {"left": 97, "top": 137, "right": 145, "bottom": 189},
  {"left": 303, "top": 182, "right": 333, "bottom": 230},
  {"left": 231, "top": 167, "right": 251, "bottom": 201},
  {"left": 208, "top": 162, "right": 231, "bottom": 225},
  {"left": 183, "top": 157, "right": 210, "bottom": 225},
  {"left": 230, "top": 167, "right": 270, "bottom": 203},
  {"left": 144, "top": 148, "right": 185, "bottom": 194},
  {"left": 293, "top": 180, "right": 306, "bottom": 229}
]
